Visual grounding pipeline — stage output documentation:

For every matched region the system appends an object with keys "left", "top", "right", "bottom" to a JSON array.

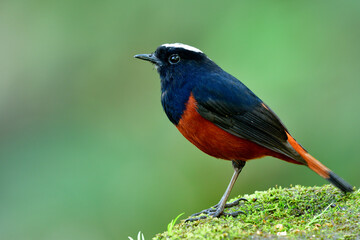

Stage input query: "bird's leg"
[
  {"left": 210, "top": 160, "right": 247, "bottom": 218},
  {"left": 185, "top": 160, "right": 246, "bottom": 222}
]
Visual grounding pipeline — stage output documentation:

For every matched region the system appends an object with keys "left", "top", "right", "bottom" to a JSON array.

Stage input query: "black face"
[
  {"left": 153, "top": 45, "right": 206, "bottom": 68},
  {"left": 134, "top": 44, "right": 209, "bottom": 72}
]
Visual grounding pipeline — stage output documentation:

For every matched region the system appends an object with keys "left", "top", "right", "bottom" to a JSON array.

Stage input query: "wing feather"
[{"left": 192, "top": 77, "right": 304, "bottom": 163}]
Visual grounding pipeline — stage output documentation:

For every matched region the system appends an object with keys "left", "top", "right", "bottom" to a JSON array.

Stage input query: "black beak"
[{"left": 134, "top": 53, "right": 159, "bottom": 64}]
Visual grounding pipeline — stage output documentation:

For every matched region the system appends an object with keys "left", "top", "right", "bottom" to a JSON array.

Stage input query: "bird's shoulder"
[{"left": 193, "top": 71, "right": 262, "bottom": 115}]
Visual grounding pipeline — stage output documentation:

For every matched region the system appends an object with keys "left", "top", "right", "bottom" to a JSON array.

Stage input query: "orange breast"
[{"left": 176, "top": 94, "right": 287, "bottom": 161}]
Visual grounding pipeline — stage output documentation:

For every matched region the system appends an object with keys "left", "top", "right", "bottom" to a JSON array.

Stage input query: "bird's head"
[{"left": 135, "top": 43, "right": 219, "bottom": 86}]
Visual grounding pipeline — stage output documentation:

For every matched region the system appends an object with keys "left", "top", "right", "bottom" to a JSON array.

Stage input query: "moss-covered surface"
[{"left": 154, "top": 185, "right": 359, "bottom": 239}]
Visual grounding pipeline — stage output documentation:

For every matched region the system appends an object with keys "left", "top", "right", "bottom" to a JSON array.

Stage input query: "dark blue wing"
[{"left": 192, "top": 73, "right": 303, "bottom": 162}]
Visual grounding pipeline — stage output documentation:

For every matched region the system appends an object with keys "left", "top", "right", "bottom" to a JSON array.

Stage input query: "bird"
[{"left": 134, "top": 43, "right": 354, "bottom": 221}]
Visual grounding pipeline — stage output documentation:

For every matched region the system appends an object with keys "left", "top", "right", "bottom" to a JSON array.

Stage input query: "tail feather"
[
  {"left": 328, "top": 171, "right": 354, "bottom": 193},
  {"left": 286, "top": 132, "right": 354, "bottom": 193}
]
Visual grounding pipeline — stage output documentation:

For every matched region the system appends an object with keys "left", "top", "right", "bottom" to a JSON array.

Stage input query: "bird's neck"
[{"left": 160, "top": 76, "right": 194, "bottom": 126}]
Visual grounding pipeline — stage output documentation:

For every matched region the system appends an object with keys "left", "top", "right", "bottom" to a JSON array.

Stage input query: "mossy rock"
[{"left": 155, "top": 185, "right": 359, "bottom": 239}]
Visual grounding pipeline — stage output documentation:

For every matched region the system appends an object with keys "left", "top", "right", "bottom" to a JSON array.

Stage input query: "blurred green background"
[{"left": 0, "top": 1, "right": 359, "bottom": 239}]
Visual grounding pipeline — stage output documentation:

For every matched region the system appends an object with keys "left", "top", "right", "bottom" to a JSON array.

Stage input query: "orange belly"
[{"left": 176, "top": 94, "right": 296, "bottom": 163}]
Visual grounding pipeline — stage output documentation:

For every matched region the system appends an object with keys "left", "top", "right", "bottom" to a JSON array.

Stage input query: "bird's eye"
[{"left": 168, "top": 54, "right": 180, "bottom": 64}]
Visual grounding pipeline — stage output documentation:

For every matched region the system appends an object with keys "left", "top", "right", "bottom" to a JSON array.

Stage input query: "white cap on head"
[{"left": 161, "top": 43, "right": 203, "bottom": 53}]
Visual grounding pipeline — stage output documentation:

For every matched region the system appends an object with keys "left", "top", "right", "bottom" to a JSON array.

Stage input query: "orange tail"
[{"left": 286, "top": 132, "right": 353, "bottom": 193}]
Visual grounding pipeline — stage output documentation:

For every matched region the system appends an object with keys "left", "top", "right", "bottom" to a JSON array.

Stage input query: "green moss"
[{"left": 154, "top": 185, "right": 359, "bottom": 239}]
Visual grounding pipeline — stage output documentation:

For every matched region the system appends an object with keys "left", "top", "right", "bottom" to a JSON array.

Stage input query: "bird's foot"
[
  {"left": 184, "top": 198, "right": 247, "bottom": 222},
  {"left": 214, "top": 197, "right": 248, "bottom": 209}
]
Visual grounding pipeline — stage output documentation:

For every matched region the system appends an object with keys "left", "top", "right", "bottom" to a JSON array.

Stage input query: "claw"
[
  {"left": 190, "top": 207, "right": 216, "bottom": 217},
  {"left": 212, "top": 197, "right": 248, "bottom": 209},
  {"left": 224, "top": 198, "right": 248, "bottom": 208},
  {"left": 185, "top": 197, "right": 248, "bottom": 222},
  {"left": 223, "top": 210, "right": 246, "bottom": 217},
  {"left": 184, "top": 215, "right": 207, "bottom": 222}
]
